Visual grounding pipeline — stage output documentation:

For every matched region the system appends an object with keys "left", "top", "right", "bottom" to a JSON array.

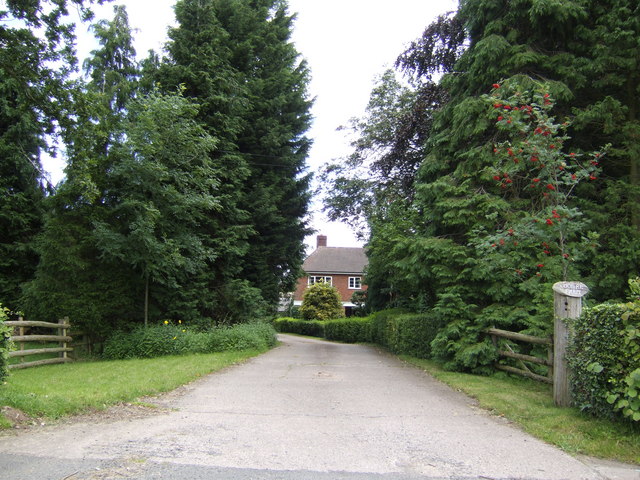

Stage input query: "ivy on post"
[{"left": 552, "top": 281, "right": 589, "bottom": 407}]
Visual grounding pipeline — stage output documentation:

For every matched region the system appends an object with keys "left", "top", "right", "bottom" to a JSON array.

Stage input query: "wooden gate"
[
  {"left": 487, "top": 328, "right": 553, "bottom": 384},
  {"left": 6, "top": 317, "right": 73, "bottom": 369}
]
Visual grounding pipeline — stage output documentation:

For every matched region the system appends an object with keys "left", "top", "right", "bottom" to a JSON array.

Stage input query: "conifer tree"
[
  {"left": 356, "top": 0, "right": 640, "bottom": 371},
  {"left": 156, "top": 0, "right": 313, "bottom": 311},
  {"left": 23, "top": 5, "right": 143, "bottom": 333},
  {"left": 227, "top": 0, "right": 313, "bottom": 305},
  {"left": 0, "top": 1, "right": 100, "bottom": 308}
]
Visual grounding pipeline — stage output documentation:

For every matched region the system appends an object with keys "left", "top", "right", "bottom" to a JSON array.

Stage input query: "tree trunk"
[{"left": 144, "top": 275, "right": 149, "bottom": 327}]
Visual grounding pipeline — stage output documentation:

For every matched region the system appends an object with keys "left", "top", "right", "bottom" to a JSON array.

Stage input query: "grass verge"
[
  {"left": 403, "top": 356, "right": 640, "bottom": 465},
  {"left": 0, "top": 348, "right": 266, "bottom": 424}
]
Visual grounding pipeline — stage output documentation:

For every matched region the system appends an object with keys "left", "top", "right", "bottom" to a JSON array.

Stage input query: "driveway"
[{"left": 0, "top": 334, "right": 637, "bottom": 479}]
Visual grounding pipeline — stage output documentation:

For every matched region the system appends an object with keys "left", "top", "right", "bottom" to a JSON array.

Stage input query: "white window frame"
[
  {"left": 308, "top": 276, "right": 332, "bottom": 286},
  {"left": 348, "top": 277, "right": 362, "bottom": 289}
]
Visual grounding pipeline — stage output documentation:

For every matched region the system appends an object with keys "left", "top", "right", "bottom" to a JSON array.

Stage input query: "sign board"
[{"left": 552, "top": 281, "right": 589, "bottom": 298}]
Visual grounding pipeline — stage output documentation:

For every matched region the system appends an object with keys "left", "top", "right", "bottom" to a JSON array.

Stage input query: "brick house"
[{"left": 293, "top": 235, "right": 368, "bottom": 316}]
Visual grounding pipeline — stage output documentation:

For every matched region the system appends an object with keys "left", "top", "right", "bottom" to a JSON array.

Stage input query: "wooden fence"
[
  {"left": 487, "top": 328, "right": 553, "bottom": 384},
  {"left": 6, "top": 317, "right": 73, "bottom": 370}
]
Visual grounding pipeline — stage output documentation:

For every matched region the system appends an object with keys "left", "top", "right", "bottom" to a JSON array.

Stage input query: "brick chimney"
[{"left": 316, "top": 235, "right": 327, "bottom": 248}]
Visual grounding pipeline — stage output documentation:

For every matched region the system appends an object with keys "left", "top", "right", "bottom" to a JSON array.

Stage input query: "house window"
[
  {"left": 349, "top": 277, "right": 362, "bottom": 289},
  {"left": 308, "top": 276, "right": 332, "bottom": 286}
]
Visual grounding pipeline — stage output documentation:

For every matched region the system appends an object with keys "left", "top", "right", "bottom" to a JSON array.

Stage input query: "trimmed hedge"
[
  {"left": 273, "top": 317, "right": 325, "bottom": 337},
  {"left": 369, "top": 308, "right": 410, "bottom": 346},
  {"left": 102, "top": 322, "right": 277, "bottom": 360},
  {"left": 273, "top": 317, "right": 371, "bottom": 343},
  {"left": 373, "top": 311, "right": 443, "bottom": 358},
  {"left": 569, "top": 302, "right": 640, "bottom": 423},
  {"left": 324, "top": 317, "right": 371, "bottom": 343},
  {"left": 274, "top": 309, "right": 439, "bottom": 359}
]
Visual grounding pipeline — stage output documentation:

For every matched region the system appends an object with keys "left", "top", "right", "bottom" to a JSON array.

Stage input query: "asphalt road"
[{"left": 0, "top": 334, "right": 637, "bottom": 480}]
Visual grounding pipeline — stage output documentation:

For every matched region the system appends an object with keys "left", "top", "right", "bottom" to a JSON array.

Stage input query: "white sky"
[{"left": 47, "top": 0, "right": 457, "bottom": 251}]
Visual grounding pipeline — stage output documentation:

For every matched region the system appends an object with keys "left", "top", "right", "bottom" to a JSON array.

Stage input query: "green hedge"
[
  {"left": 569, "top": 302, "right": 640, "bottom": 423},
  {"left": 102, "top": 322, "right": 277, "bottom": 360},
  {"left": 273, "top": 317, "right": 325, "bottom": 337},
  {"left": 324, "top": 317, "right": 371, "bottom": 343},
  {"left": 273, "top": 317, "right": 372, "bottom": 343},
  {"left": 274, "top": 310, "right": 438, "bottom": 358},
  {"left": 373, "top": 311, "right": 443, "bottom": 358},
  {"left": 369, "top": 308, "right": 410, "bottom": 346}
]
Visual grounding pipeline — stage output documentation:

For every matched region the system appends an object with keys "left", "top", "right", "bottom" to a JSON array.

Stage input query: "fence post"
[
  {"left": 552, "top": 281, "right": 589, "bottom": 407},
  {"left": 18, "top": 316, "right": 25, "bottom": 364},
  {"left": 59, "top": 317, "right": 70, "bottom": 362}
]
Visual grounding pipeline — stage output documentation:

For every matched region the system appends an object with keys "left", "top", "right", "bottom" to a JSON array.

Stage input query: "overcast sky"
[{"left": 51, "top": 0, "right": 457, "bottom": 251}]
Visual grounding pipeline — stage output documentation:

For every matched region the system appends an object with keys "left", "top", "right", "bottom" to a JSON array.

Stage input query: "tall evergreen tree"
[
  {"left": 228, "top": 0, "right": 313, "bottom": 305},
  {"left": 355, "top": 0, "right": 640, "bottom": 371},
  {"left": 0, "top": 1, "right": 100, "bottom": 308},
  {"left": 157, "top": 0, "right": 313, "bottom": 310},
  {"left": 23, "top": 5, "right": 143, "bottom": 334},
  {"left": 0, "top": 30, "right": 46, "bottom": 307}
]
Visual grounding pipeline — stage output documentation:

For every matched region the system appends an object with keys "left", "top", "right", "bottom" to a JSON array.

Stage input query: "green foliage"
[
  {"left": 372, "top": 310, "right": 449, "bottom": 359},
  {"left": 569, "top": 299, "right": 640, "bottom": 423},
  {"left": 160, "top": 0, "right": 313, "bottom": 308},
  {"left": 102, "top": 322, "right": 276, "bottom": 360},
  {"left": 272, "top": 317, "right": 325, "bottom": 337},
  {"left": 355, "top": 0, "right": 640, "bottom": 372},
  {"left": 324, "top": 318, "right": 371, "bottom": 344},
  {"left": 320, "top": 70, "right": 423, "bottom": 234},
  {"left": 206, "top": 323, "right": 277, "bottom": 353},
  {"left": 22, "top": 6, "right": 144, "bottom": 335},
  {"left": 369, "top": 309, "right": 410, "bottom": 345},
  {"left": 20, "top": 2, "right": 310, "bottom": 336},
  {"left": 213, "top": 280, "right": 270, "bottom": 325},
  {"left": 0, "top": 305, "right": 12, "bottom": 383},
  {"left": 299, "top": 282, "right": 345, "bottom": 321},
  {"left": 478, "top": 80, "right": 606, "bottom": 281},
  {"left": 350, "top": 290, "right": 368, "bottom": 317}
]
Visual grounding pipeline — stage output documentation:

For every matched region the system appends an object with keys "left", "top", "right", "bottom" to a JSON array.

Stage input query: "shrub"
[
  {"left": 391, "top": 313, "right": 444, "bottom": 358},
  {"left": 569, "top": 302, "right": 640, "bottom": 423},
  {"left": 215, "top": 280, "right": 271, "bottom": 324},
  {"left": 324, "top": 317, "right": 371, "bottom": 343},
  {"left": 299, "top": 282, "right": 345, "bottom": 320},
  {"left": 102, "top": 322, "right": 276, "bottom": 360},
  {"left": 369, "top": 308, "right": 410, "bottom": 347},
  {"left": 363, "top": 308, "right": 444, "bottom": 358},
  {"left": 207, "top": 323, "right": 276, "bottom": 352},
  {"left": 0, "top": 305, "right": 12, "bottom": 383},
  {"left": 273, "top": 317, "right": 325, "bottom": 337}
]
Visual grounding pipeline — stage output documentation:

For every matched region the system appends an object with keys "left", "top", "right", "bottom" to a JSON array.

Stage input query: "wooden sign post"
[{"left": 552, "top": 281, "right": 589, "bottom": 407}]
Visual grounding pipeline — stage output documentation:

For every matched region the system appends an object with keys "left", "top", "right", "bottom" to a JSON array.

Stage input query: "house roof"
[{"left": 302, "top": 246, "right": 367, "bottom": 275}]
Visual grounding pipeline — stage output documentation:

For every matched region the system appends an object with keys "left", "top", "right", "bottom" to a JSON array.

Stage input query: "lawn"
[
  {"left": 0, "top": 348, "right": 266, "bottom": 428},
  {"left": 404, "top": 356, "right": 640, "bottom": 465}
]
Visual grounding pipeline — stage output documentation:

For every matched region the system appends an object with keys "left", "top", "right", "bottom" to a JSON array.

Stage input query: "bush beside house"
[{"left": 299, "top": 282, "right": 345, "bottom": 321}]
